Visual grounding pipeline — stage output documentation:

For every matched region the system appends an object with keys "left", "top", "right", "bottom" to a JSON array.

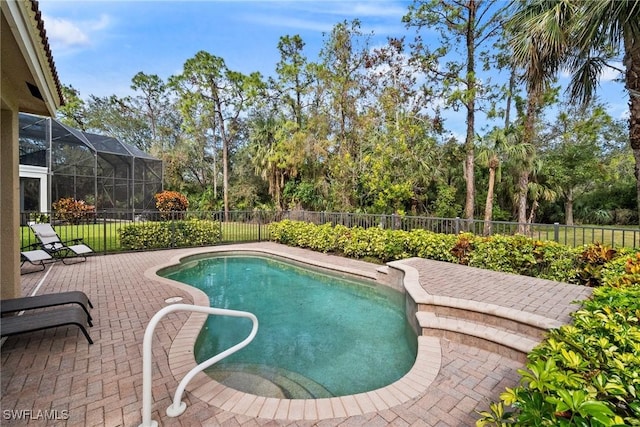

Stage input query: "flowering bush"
[
  {"left": 52, "top": 197, "right": 95, "bottom": 224},
  {"left": 154, "top": 190, "right": 188, "bottom": 219}
]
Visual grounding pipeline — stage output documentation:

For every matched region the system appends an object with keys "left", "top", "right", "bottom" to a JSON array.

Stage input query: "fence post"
[
  {"left": 171, "top": 212, "right": 176, "bottom": 248},
  {"left": 258, "top": 212, "right": 262, "bottom": 242},
  {"left": 553, "top": 222, "right": 560, "bottom": 243},
  {"left": 454, "top": 217, "right": 460, "bottom": 234},
  {"left": 103, "top": 210, "right": 107, "bottom": 254}
]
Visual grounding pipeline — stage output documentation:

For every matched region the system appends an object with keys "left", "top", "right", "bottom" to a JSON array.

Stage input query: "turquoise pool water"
[{"left": 162, "top": 254, "right": 417, "bottom": 398}]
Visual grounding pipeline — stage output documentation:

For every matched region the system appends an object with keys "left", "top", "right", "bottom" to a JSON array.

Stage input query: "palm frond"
[{"left": 567, "top": 54, "right": 607, "bottom": 105}]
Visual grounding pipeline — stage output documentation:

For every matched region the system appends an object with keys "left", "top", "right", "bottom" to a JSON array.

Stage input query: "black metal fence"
[{"left": 19, "top": 210, "right": 639, "bottom": 254}]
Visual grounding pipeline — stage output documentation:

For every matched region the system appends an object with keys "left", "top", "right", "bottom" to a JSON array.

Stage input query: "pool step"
[
  {"left": 207, "top": 363, "right": 334, "bottom": 399},
  {"left": 386, "top": 259, "right": 564, "bottom": 364},
  {"left": 416, "top": 312, "right": 538, "bottom": 363}
]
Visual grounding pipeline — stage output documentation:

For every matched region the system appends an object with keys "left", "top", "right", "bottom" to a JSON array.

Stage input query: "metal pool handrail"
[{"left": 139, "top": 303, "right": 259, "bottom": 427}]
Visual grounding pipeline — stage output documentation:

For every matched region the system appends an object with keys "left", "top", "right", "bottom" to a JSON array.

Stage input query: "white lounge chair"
[
  {"left": 20, "top": 249, "right": 54, "bottom": 273},
  {"left": 29, "top": 223, "right": 94, "bottom": 264}
]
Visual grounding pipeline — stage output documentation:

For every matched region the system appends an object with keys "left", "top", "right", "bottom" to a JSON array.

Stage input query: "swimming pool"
[{"left": 161, "top": 254, "right": 417, "bottom": 399}]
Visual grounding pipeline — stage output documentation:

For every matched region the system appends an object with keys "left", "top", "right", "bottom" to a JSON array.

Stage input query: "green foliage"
[
  {"left": 52, "top": 197, "right": 95, "bottom": 224},
  {"left": 480, "top": 252, "right": 640, "bottom": 426},
  {"left": 488, "top": 286, "right": 640, "bottom": 425},
  {"left": 430, "top": 184, "right": 462, "bottom": 218},
  {"left": 576, "top": 243, "right": 618, "bottom": 287},
  {"left": 467, "top": 235, "right": 579, "bottom": 281},
  {"left": 405, "top": 229, "right": 458, "bottom": 262},
  {"left": 118, "top": 219, "right": 221, "bottom": 250},
  {"left": 268, "top": 220, "right": 624, "bottom": 284}
]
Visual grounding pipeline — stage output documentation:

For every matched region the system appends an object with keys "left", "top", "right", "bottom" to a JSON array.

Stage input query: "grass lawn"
[
  {"left": 20, "top": 221, "right": 268, "bottom": 253},
  {"left": 20, "top": 219, "right": 637, "bottom": 254},
  {"left": 529, "top": 224, "right": 639, "bottom": 249}
]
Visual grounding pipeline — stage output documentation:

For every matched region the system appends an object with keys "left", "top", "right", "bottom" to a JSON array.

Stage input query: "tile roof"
[{"left": 30, "top": 0, "right": 64, "bottom": 105}]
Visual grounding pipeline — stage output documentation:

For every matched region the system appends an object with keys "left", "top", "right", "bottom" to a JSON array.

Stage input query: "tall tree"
[
  {"left": 360, "top": 37, "right": 439, "bottom": 213},
  {"left": 275, "top": 35, "right": 312, "bottom": 128},
  {"left": 506, "top": 0, "right": 571, "bottom": 232},
  {"left": 170, "top": 51, "right": 263, "bottom": 217},
  {"left": 84, "top": 94, "right": 152, "bottom": 150},
  {"left": 318, "top": 20, "right": 370, "bottom": 210},
  {"left": 130, "top": 72, "right": 175, "bottom": 153},
  {"left": 542, "top": 101, "right": 622, "bottom": 225},
  {"left": 476, "top": 125, "right": 529, "bottom": 233},
  {"left": 565, "top": 1, "right": 640, "bottom": 224},
  {"left": 57, "top": 85, "right": 88, "bottom": 130},
  {"left": 404, "top": 0, "right": 504, "bottom": 220},
  {"left": 508, "top": 0, "right": 640, "bottom": 224}
]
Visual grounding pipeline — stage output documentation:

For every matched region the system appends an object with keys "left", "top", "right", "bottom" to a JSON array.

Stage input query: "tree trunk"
[
  {"left": 483, "top": 162, "right": 496, "bottom": 236},
  {"left": 215, "top": 106, "right": 229, "bottom": 221},
  {"left": 222, "top": 137, "right": 229, "bottom": 221},
  {"left": 518, "top": 84, "right": 539, "bottom": 234},
  {"left": 517, "top": 170, "right": 529, "bottom": 234},
  {"left": 624, "top": 28, "right": 640, "bottom": 225},
  {"left": 564, "top": 188, "right": 574, "bottom": 226},
  {"left": 463, "top": 0, "right": 477, "bottom": 222}
]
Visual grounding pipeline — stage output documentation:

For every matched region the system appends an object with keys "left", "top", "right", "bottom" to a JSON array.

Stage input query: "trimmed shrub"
[
  {"left": 267, "top": 220, "right": 635, "bottom": 285},
  {"left": 119, "top": 219, "right": 221, "bottom": 250},
  {"left": 154, "top": 190, "right": 189, "bottom": 219},
  {"left": 52, "top": 197, "right": 95, "bottom": 224},
  {"left": 405, "top": 229, "right": 458, "bottom": 263}
]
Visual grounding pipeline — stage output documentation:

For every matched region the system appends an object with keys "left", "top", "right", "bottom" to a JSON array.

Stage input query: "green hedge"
[
  {"left": 118, "top": 219, "right": 222, "bottom": 250},
  {"left": 268, "top": 220, "right": 580, "bottom": 282}
]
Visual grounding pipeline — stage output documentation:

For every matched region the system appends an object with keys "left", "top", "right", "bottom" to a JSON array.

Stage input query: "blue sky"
[
  {"left": 39, "top": 1, "right": 411, "bottom": 97},
  {"left": 39, "top": 0, "right": 629, "bottom": 136}
]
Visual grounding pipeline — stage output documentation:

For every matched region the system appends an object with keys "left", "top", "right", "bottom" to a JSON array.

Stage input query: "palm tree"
[
  {"left": 508, "top": 0, "right": 640, "bottom": 224},
  {"left": 567, "top": 1, "right": 640, "bottom": 224},
  {"left": 505, "top": 0, "right": 572, "bottom": 233},
  {"left": 477, "top": 125, "right": 531, "bottom": 235}
]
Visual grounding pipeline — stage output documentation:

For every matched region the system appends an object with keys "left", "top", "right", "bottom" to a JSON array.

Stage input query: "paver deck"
[{"left": 1, "top": 243, "right": 592, "bottom": 426}]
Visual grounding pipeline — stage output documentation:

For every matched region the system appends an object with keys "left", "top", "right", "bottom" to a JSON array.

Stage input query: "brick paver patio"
[{"left": 1, "top": 243, "right": 592, "bottom": 426}]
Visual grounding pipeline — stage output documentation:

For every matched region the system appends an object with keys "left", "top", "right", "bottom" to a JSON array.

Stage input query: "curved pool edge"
[{"left": 145, "top": 244, "right": 442, "bottom": 421}]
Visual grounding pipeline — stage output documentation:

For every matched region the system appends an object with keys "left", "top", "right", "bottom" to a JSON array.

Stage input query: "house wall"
[
  {"left": 2, "top": 1, "right": 62, "bottom": 299},
  {"left": 1, "top": 108, "right": 21, "bottom": 299},
  {"left": 19, "top": 164, "right": 49, "bottom": 212}
]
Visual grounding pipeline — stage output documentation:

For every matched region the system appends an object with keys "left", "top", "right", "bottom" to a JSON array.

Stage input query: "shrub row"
[
  {"left": 118, "top": 219, "right": 221, "bottom": 250},
  {"left": 268, "top": 220, "right": 584, "bottom": 282}
]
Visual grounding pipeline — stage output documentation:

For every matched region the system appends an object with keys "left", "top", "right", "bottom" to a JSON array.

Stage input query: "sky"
[
  {"left": 39, "top": 0, "right": 411, "bottom": 97},
  {"left": 38, "top": 0, "right": 630, "bottom": 136}
]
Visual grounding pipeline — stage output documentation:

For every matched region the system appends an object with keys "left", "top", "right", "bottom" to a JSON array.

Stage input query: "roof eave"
[{"left": 2, "top": 0, "right": 63, "bottom": 115}]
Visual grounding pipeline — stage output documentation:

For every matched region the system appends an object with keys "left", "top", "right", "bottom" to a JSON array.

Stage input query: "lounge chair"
[
  {"left": 29, "top": 223, "right": 94, "bottom": 264},
  {"left": 20, "top": 249, "right": 54, "bottom": 273},
  {"left": 0, "top": 305, "right": 93, "bottom": 344},
  {"left": 1, "top": 291, "right": 94, "bottom": 326}
]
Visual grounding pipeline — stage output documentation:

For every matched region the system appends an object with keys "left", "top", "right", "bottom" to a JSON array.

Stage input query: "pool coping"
[{"left": 144, "top": 245, "right": 442, "bottom": 421}]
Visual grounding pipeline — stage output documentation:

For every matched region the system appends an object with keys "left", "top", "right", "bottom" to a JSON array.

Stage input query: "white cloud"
[
  {"left": 245, "top": 14, "right": 334, "bottom": 33},
  {"left": 327, "top": 2, "right": 407, "bottom": 18},
  {"left": 43, "top": 14, "right": 110, "bottom": 48},
  {"left": 599, "top": 62, "right": 623, "bottom": 82}
]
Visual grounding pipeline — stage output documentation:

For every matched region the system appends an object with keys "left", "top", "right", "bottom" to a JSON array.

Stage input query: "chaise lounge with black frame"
[
  {"left": 1, "top": 291, "right": 94, "bottom": 326},
  {"left": 0, "top": 305, "right": 94, "bottom": 344},
  {"left": 29, "top": 223, "right": 94, "bottom": 264}
]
